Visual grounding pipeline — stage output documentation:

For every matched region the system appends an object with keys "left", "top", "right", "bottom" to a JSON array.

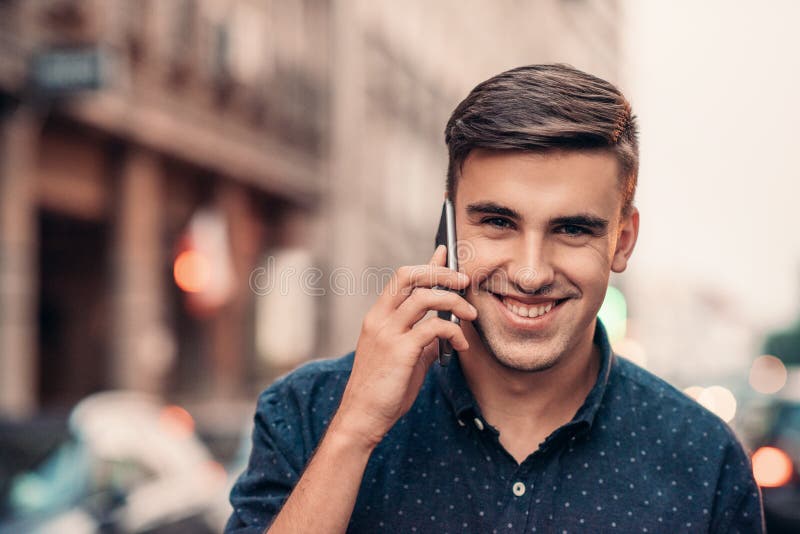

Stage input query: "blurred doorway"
[{"left": 37, "top": 210, "right": 110, "bottom": 411}]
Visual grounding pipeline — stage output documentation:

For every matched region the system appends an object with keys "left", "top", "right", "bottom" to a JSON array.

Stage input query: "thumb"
[
  {"left": 406, "top": 338, "right": 441, "bottom": 408},
  {"left": 419, "top": 338, "right": 440, "bottom": 369}
]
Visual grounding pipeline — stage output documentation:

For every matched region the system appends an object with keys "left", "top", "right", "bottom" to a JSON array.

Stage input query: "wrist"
[{"left": 328, "top": 407, "right": 386, "bottom": 452}]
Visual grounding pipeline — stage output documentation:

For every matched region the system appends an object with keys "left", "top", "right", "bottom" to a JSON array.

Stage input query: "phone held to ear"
[{"left": 434, "top": 197, "right": 461, "bottom": 366}]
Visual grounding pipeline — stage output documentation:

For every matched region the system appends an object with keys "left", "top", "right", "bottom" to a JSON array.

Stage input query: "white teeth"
[{"left": 502, "top": 297, "right": 556, "bottom": 319}]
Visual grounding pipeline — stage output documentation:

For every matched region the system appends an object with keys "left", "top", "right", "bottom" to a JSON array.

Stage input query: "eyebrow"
[
  {"left": 465, "top": 201, "right": 609, "bottom": 231},
  {"left": 465, "top": 201, "right": 521, "bottom": 219},
  {"left": 550, "top": 214, "right": 609, "bottom": 231}
]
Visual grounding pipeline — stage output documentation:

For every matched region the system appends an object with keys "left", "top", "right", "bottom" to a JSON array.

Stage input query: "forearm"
[{"left": 266, "top": 412, "right": 377, "bottom": 534}]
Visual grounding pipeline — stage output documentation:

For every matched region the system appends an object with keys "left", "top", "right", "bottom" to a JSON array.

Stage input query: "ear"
[{"left": 611, "top": 206, "right": 639, "bottom": 273}]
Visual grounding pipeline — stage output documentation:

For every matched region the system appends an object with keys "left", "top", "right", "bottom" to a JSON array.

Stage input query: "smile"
[{"left": 490, "top": 292, "right": 569, "bottom": 327}]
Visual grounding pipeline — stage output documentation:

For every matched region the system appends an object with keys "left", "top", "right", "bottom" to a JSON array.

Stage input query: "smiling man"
[
  {"left": 226, "top": 65, "right": 765, "bottom": 533},
  {"left": 454, "top": 149, "right": 632, "bottom": 465}
]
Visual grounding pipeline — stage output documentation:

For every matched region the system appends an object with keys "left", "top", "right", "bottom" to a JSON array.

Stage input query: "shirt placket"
[
  {"left": 502, "top": 461, "right": 543, "bottom": 533},
  {"left": 470, "top": 413, "right": 549, "bottom": 533}
]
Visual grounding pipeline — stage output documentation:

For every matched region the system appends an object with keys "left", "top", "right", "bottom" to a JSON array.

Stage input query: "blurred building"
[
  {"left": 322, "top": 0, "right": 623, "bottom": 356},
  {"left": 0, "top": 0, "right": 329, "bottom": 416},
  {"left": 0, "top": 0, "right": 625, "bottom": 417}
]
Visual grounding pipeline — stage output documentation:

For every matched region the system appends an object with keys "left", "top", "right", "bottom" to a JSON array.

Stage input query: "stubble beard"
[{"left": 470, "top": 314, "right": 562, "bottom": 373}]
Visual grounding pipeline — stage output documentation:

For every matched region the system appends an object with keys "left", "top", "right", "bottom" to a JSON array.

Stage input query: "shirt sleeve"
[
  {"left": 224, "top": 386, "right": 308, "bottom": 534},
  {"left": 709, "top": 436, "right": 766, "bottom": 534}
]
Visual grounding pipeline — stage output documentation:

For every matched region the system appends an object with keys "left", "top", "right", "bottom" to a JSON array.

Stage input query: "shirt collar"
[{"left": 434, "top": 316, "right": 615, "bottom": 434}]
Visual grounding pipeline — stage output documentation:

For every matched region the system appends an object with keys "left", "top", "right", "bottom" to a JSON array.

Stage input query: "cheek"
[
  {"left": 458, "top": 238, "right": 504, "bottom": 279},
  {"left": 552, "top": 244, "right": 612, "bottom": 288}
]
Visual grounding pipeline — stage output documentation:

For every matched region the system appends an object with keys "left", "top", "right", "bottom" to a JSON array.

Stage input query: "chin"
[
  {"left": 472, "top": 319, "right": 565, "bottom": 373},
  {"left": 492, "top": 351, "right": 561, "bottom": 373}
]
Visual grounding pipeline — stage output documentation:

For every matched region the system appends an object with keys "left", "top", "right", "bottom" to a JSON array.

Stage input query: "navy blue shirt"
[{"left": 226, "top": 318, "right": 765, "bottom": 533}]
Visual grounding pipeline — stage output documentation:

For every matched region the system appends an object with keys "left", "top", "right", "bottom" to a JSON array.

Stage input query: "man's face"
[{"left": 455, "top": 148, "right": 639, "bottom": 372}]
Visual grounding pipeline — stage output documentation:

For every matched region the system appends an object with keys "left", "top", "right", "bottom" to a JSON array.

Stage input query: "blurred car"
[
  {"left": 0, "top": 391, "right": 228, "bottom": 534},
  {"left": 749, "top": 370, "right": 800, "bottom": 534}
]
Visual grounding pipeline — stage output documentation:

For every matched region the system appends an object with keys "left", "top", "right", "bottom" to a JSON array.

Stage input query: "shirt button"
[
  {"left": 473, "top": 417, "right": 485, "bottom": 431},
  {"left": 457, "top": 419, "right": 466, "bottom": 427},
  {"left": 512, "top": 481, "right": 526, "bottom": 496}
]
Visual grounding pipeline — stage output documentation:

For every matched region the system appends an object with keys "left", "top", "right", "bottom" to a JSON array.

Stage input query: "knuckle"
[
  {"left": 413, "top": 316, "right": 436, "bottom": 335},
  {"left": 379, "top": 277, "right": 394, "bottom": 296},
  {"left": 409, "top": 287, "right": 431, "bottom": 305},
  {"left": 403, "top": 288, "right": 420, "bottom": 307},
  {"left": 396, "top": 265, "right": 412, "bottom": 281},
  {"left": 397, "top": 284, "right": 413, "bottom": 298},
  {"left": 429, "top": 317, "right": 448, "bottom": 332},
  {"left": 441, "top": 289, "right": 464, "bottom": 309},
  {"left": 446, "top": 322, "right": 462, "bottom": 336},
  {"left": 412, "top": 264, "right": 433, "bottom": 283}
]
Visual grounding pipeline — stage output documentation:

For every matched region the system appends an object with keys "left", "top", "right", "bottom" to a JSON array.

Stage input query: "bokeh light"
[
  {"left": 159, "top": 405, "right": 195, "bottom": 439},
  {"left": 598, "top": 286, "right": 627, "bottom": 344},
  {"left": 613, "top": 337, "right": 648, "bottom": 369},
  {"left": 752, "top": 446, "right": 793, "bottom": 487},
  {"left": 749, "top": 355, "right": 787, "bottom": 394},
  {"left": 683, "top": 386, "right": 704, "bottom": 400},
  {"left": 173, "top": 250, "right": 211, "bottom": 293},
  {"left": 697, "top": 386, "right": 737, "bottom": 423}
]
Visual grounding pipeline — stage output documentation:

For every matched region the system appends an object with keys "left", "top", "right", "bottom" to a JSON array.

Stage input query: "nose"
[{"left": 508, "top": 232, "right": 555, "bottom": 295}]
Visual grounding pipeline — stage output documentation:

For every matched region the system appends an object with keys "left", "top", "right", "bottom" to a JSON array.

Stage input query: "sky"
[{"left": 621, "top": 0, "right": 800, "bottom": 332}]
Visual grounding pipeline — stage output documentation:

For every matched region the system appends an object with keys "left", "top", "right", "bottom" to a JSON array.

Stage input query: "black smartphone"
[{"left": 434, "top": 197, "right": 461, "bottom": 366}]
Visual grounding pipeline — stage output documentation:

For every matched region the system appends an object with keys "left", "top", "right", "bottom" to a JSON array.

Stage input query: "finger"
[
  {"left": 420, "top": 339, "right": 439, "bottom": 366},
  {"left": 374, "top": 263, "right": 470, "bottom": 316},
  {"left": 391, "top": 287, "right": 476, "bottom": 331},
  {"left": 409, "top": 316, "right": 469, "bottom": 352},
  {"left": 419, "top": 338, "right": 439, "bottom": 369},
  {"left": 402, "top": 338, "right": 440, "bottom": 403},
  {"left": 430, "top": 244, "right": 446, "bottom": 266}
]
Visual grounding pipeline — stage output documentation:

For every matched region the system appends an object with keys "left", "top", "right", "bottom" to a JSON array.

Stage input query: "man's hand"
[
  {"left": 260, "top": 245, "right": 476, "bottom": 534},
  {"left": 331, "top": 244, "right": 477, "bottom": 448}
]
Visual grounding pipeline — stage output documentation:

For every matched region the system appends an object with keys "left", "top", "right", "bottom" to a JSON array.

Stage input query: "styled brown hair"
[{"left": 445, "top": 64, "right": 639, "bottom": 218}]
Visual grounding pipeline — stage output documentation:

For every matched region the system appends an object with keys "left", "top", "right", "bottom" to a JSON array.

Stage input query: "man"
[{"left": 226, "top": 64, "right": 765, "bottom": 533}]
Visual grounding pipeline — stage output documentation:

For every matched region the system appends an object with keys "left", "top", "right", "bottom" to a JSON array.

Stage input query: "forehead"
[{"left": 457, "top": 149, "right": 622, "bottom": 218}]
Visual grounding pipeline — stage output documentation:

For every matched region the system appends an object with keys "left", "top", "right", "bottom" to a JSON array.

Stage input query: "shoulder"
[
  {"left": 605, "top": 356, "right": 764, "bottom": 532},
  {"left": 257, "top": 351, "right": 355, "bottom": 407},
  {"left": 611, "top": 354, "right": 722, "bottom": 424},
  {"left": 268, "top": 351, "right": 355, "bottom": 386},
  {"left": 254, "top": 352, "right": 354, "bottom": 431},
  {"left": 246, "top": 352, "right": 356, "bottom": 462},
  {"left": 608, "top": 355, "right": 747, "bottom": 452}
]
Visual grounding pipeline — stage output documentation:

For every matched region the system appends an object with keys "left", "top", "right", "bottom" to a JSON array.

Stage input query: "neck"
[{"left": 458, "top": 324, "right": 601, "bottom": 434}]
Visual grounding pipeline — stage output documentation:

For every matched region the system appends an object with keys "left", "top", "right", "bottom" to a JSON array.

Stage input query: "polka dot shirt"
[{"left": 225, "top": 318, "right": 765, "bottom": 533}]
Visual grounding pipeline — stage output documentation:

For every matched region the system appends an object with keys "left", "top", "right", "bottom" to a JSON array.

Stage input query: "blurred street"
[{"left": 0, "top": 0, "right": 799, "bottom": 532}]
